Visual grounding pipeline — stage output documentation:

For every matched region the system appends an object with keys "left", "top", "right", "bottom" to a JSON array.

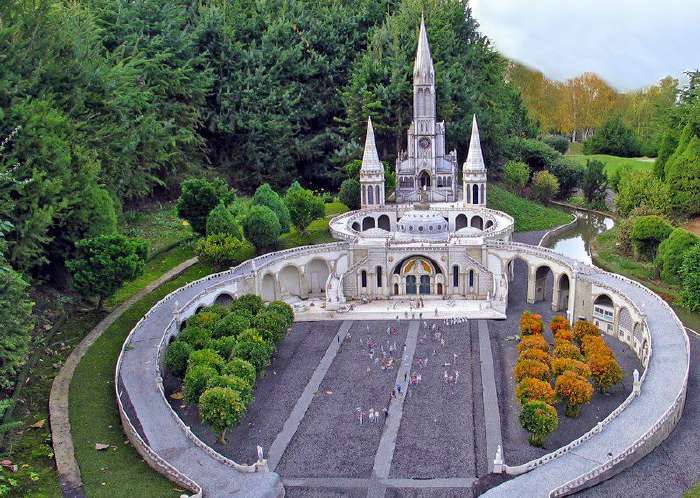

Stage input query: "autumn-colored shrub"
[
  {"left": 554, "top": 329, "right": 574, "bottom": 342},
  {"left": 573, "top": 320, "right": 601, "bottom": 344},
  {"left": 517, "top": 334, "right": 550, "bottom": 353},
  {"left": 514, "top": 359, "right": 550, "bottom": 382},
  {"left": 520, "top": 400, "right": 558, "bottom": 447},
  {"left": 520, "top": 348, "right": 551, "bottom": 366},
  {"left": 516, "top": 377, "right": 555, "bottom": 405},
  {"left": 552, "top": 341, "right": 583, "bottom": 361},
  {"left": 555, "top": 371, "right": 594, "bottom": 417},
  {"left": 520, "top": 311, "right": 544, "bottom": 336},
  {"left": 551, "top": 358, "right": 591, "bottom": 379},
  {"left": 587, "top": 353, "right": 624, "bottom": 393},
  {"left": 549, "top": 315, "right": 570, "bottom": 334},
  {"left": 581, "top": 335, "right": 611, "bottom": 357}
]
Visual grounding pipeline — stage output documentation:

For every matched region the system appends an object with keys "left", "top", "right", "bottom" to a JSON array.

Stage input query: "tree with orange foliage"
[
  {"left": 555, "top": 371, "right": 593, "bottom": 417},
  {"left": 554, "top": 329, "right": 574, "bottom": 342},
  {"left": 588, "top": 353, "right": 623, "bottom": 393},
  {"left": 551, "top": 358, "right": 591, "bottom": 378},
  {"left": 553, "top": 341, "right": 583, "bottom": 361},
  {"left": 514, "top": 359, "right": 550, "bottom": 382},
  {"left": 573, "top": 320, "right": 601, "bottom": 345},
  {"left": 581, "top": 335, "right": 609, "bottom": 357},
  {"left": 549, "top": 315, "right": 570, "bottom": 334},
  {"left": 516, "top": 377, "right": 555, "bottom": 405},
  {"left": 518, "top": 334, "right": 550, "bottom": 354},
  {"left": 520, "top": 311, "right": 544, "bottom": 336},
  {"left": 520, "top": 348, "right": 551, "bottom": 366}
]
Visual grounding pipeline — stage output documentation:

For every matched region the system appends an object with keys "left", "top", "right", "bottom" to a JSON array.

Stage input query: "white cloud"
[{"left": 470, "top": 0, "right": 700, "bottom": 90}]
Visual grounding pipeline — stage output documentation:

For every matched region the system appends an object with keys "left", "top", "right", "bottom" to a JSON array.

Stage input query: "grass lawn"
[
  {"left": 487, "top": 185, "right": 572, "bottom": 232},
  {"left": 592, "top": 227, "right": 700, "bottom": 332},
  {"left": 121, "top": 202, "right": 192, "bottom": 256},
  {"left": 567, "top": 153, "right": 653, "bottom": 179},
  {"left": 70, "top": 263, "right": 214, "bottom": 498}
]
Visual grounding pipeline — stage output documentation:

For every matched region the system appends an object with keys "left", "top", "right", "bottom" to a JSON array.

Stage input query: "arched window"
[
  {"left": 361, "top": 185, "right": 366, "bottom": 205},
  {"left": 480, "top": 184, "right": 485, "bottom": 204},
  {"left": 452, "top": 265, "right": 459, "bottom": 287},
  {"left": 368, "top": 186, "right": 374, "bottom": 204},
  {"left": 375, "top": 185, "right": 380, "bottom": 205},
  {"left": 376, "top": 266, "right": 382, "bottom": 288},
  {"left": 469, "top": 270, "right": 475, "bottom": 288},
  {"left": 472, "top": 184, "right": 479, "bottom": 204},
  {"left": 361, "top": 270, "right": 367, "bottom": 288}
]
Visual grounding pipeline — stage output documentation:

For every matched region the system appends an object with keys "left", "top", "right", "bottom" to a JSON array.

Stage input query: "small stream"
[{"left": 543, "top": 208, "right": 615, "bottom": 264}]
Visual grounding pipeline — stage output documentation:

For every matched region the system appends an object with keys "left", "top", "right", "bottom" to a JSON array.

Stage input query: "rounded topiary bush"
[
  {"left": 587, "top": 353, "right": 623, "bottom": 393},
  {"left": 517, "top": 334, "right": 549, "bottom": 354},
  {"left": 519, "top": 348, "right": 550, "bottom": 366},
  {"left": 552, "top": 341, "right": 583, "bottom": 361},
  {"left": 551, "top": 358, "right": 591, "bottom": 379},
  {"left": 519, "top": 311, "right": 544, "bottom": 336},
  {"left": 207, "top": 336, "right": 238, "bottom": 360},
  {"left": 253, "top": 310, "right": 288, "bottom": 344},
  {"left": 164, "top": 340, "right": 193, "bottom": 378},
  {"left": 231, "top": 294, "right": 264, "bottom": 317},
  {"left": 208, "top": 374, "right": 254, "bottom": 406},
  {"left": 225, "top": 358, "right": 257, "bottom": 386},
  {"left": 206, "top": 203, "right": 243, "bottom": 238},
  {"left": 520, "top": 400, "right": 558, "bottom": 447},
  {"left": 630, "top": 215, "right": 673, "bottom": 261},
  {"left": 188, "top": 348, "right": 226, "bottom": 373},
  {"left": 572, "top": 320, "right": 601, "bottom": 345},
  {"left": 243, "top": 205, "right": 281, "bottom": 250},
  {"left": 184, "top": 364, "right": 217, "bottom": 405},
  {"left": 178, "top": 325, "right": 212, "bottom": 350},
  {"left": 549, "top": 315, "right": 570, "bottom": 334},
  {"left": 266, "top": 300, "right": 294, "bottom": 329},
  {"left": 656, "top": 228, "right": 700, "bottom": 284},
  {"left": 516, "top": 377, "right": 555, "bottom": 405},
  {"left": 211, "top": 312, "right": 251, "bottom": 339},
  {"left": 514, "top": 359, "right": 550, "bottom": 382},
  {"left": 234, "top": 338, "right": 273, "bottom": 372},
  {"left": 198, "top": 386, "right": 245, "bottom": 444},
  {"left": 555, "top": 371, "right": 594, "bottom": 418}
]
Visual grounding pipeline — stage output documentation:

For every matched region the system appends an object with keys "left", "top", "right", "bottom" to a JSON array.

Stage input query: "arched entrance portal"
[
  {"left": 393, "top": 255, "right": 442, "bottom": 295},
  {"left": 455, "top": 214, "right": 468, "bottom": 230},
  {"left": 419, "top": 170, "right": 431, "bottom": 188},
  {"left": 306, "top": 259, "right": 329, "bottom": 295},
  {"left": 558, "top": 273, "right": 570, "bottom": 311}
]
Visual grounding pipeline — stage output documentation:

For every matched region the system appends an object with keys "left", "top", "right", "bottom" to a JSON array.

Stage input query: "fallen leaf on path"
[
  {"left": 31, "top": 419, "right": 45, "bottom": 429},
  {"left": 170, "top": 391, "right": 184, "bottom": 400},
  {"left": 95, "top": 443, "right": 110, "bottom": 451}
]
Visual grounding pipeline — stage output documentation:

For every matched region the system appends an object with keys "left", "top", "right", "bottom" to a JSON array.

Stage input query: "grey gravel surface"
[
  {"left": 286, "top": 488, "right": 368, "bottom": 498},
  {"left": 489, "top": 255, "right": 641, "bottom": 465},
  {"left": 277, "top": 320, "right": 409, "bottom": 478},
  {"left": 390, "top": 319, "right": 482, "bottom": 479},
  {"left": 165, "top": 320, "right": 341, "bottom": 463},
  {"left": 385, "top": 489, "right": 470, "bottom": 498}
]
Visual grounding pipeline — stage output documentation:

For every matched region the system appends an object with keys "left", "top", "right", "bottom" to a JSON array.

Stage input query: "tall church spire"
[
  {"left": 361, "top": 116, "right": 382, "bottom": 172},
  {"left": 413, "top": 13, "right": 434, "bottom": 84},
  {"left": 464, "top": 115, "right": 485, "bottom": 171}
]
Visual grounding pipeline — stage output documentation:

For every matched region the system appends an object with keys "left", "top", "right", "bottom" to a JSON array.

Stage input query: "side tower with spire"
[
  {"left": 360, "top": 116, "right": 385, "bottom": 208},
  {"left": 463, "top": 115, "right": 487, "bottom": 206},
  {"left": 395, "top": 15, "right": 458, "bottom": 204}
]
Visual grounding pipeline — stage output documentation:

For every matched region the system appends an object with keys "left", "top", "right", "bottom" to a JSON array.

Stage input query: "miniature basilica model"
[{"left": 325, "top": 16, "right": 513, "bottom": 318}]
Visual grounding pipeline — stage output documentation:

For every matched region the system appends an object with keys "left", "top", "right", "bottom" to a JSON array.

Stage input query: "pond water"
[{"left": 543, "top": 209, "right": 615, "bottom": 264}]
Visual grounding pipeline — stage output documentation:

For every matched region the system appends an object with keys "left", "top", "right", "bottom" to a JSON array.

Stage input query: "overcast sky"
[{"left": 470, "top": 0, "right": 700, "bottom": 91}]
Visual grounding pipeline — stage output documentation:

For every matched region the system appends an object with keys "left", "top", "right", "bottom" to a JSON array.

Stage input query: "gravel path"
[
  {"left": 390, "top": 319, "right": 482, "bottom": 479},
  {"left": 277, "top": 320, "right": 409, "bottom": 478},
  {"left": 165, "top": 320, "right": 341, "bottom": 463}
]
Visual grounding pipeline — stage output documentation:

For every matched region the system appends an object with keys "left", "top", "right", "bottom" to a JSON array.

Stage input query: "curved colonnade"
[{"left": 115, "top": 238, "right": 688, "bottom": 497}]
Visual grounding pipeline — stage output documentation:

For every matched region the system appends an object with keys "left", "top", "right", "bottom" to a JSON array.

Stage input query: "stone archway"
[
  {"left": 419, "top": 170, "right": 431, "bottom": 188},
  {"left": 534, "top": 265, "right": 554, "bottom": 303},
  {"left": 393, "top": 255, "right": 442, "bottom": 296},
  {"left": 593, "top": 294, "right": 615, "bottom": 334},
  {"left": 279, "top": 265, "right": 302, "bottom": 297},
  {"left": 485, "top": 220, "right": 494, "bottom": 229},
  {"left": 471, "top": 215, "right": 483, "bottom": 230},
  {"left": 261, "top": 273, "right": 276, "bottom": 301},
  {"left": 378, "top": 214, "right": 391, "bottom": 231},
  {"left": 352, "top": 221, "right": 360, "bottom": 232},
  {"left": 306, "top": 258, "right": 330, "bottom": 295},
  {"left": 362, "top": 217, "right": 376, "bottom": 231},
  {"left": 213, "top": 292, "right": 234, "bottom": 307},
  {"left": 456, "top": 214, "right": 468, "bottom": 230},
  {"left": 557, "top": 273, "right": 570, "bottom": 311}
]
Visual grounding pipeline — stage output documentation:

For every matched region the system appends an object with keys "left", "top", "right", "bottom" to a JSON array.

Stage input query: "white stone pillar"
[
  {"left": 526, "top": 266, "right": 536, "bottom": 304},
  {"left": 551, "top": 273, "right": 561, "bottom": 312}
]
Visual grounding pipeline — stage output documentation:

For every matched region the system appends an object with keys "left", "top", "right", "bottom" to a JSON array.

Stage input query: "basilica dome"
[{"left": 395, "top": 211, "right": 448, "bottom": 240}]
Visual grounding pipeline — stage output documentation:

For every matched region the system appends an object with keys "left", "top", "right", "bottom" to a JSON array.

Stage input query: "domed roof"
[{"left": 395, "top": 211, "right": 448, "bottom": 240}]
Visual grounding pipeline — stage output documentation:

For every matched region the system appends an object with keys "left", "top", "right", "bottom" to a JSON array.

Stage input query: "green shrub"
[
  {"left": 630, "top": 215, "right": 673, "bottom": 261},
  {"left": 198, "top": 387, "right": 245, "bottom": 443},
  {"left": 188, "top": 348, "right": 226, "bottom": 373},
  {"left": 164, "top": 340, "right": 193, "bottom": 377},
  {"left": 206, "top": 203, "right": 243, "bottom": 239},
  {"left": 211, "top": 312, "right": 251, "bottom": 339},
  {"left": 504, "top": 137, "right": 560, "bottom": 172},
  {"left": 656, "top": 228, "right": 700, "bottom": 284},
  {"left": 231, "top": 295, "right": 264, "bottom": 316},
  {"left": 284, "top": 181, "right": 325, "bottom": 234},
  {"left": 207, "top": 375, "right": 253, "bottom": 407},
  {"left": 253, "top": 310, "right": 288, "bottom": 344},
  {"left": 177, "top": 178, "right": 227, "bottom": 235},
  {"left": 548, "top": 157, "right": 584, "bottom": 198},
  {"left": 208, "top": 336, "right": 238, "bottom": 360},
  {"left": 663, "top": 124, "right": 700, "bottom": 216},
  {"left": 681, "top": 245, "right": 700, "bottom": 312},
  {"left": 531, "top": 170, "right": 559, "bottom": 202},
  {"left": 178, "top": 325, "right": 212, "bottom": 350},
  {"left": 243, "top": 205, "right": 281, "bottom": 250},
  {"left": 184, "top": 364, "right": 217, "bottom": 404},
  {"left": 616, "top": 171, "right": 671, "bottom": 217},
  {"left": 519, "top": 400, "right": 558, "bottom": 447},
  {"left": 583, "top": 115, "right": 641, "bottom": 157},
  {"left": 339, "top": 178, "right": 360, "bottom": 210},
  {"left": 234, "top": 339, "right": 273, "bottom": 372},
  {"left": 542, "top": 135, "right": 569, "bottom": 154},
  {"left": 266, "top": 300, "right": 294, "bottom": 329},
  {"left": 252, "top": 183, "right": 290, "bottom": 233},
  {"left": 503, "top": 160, "right": 530, "bottom": 193},
  {"left": 188, "top": 309, "right": 225, "bottom": 332},
  {"left": 581, "top": 160, "right": 608, "bottom": 204},
  {"left": 195, "top": 234, "right": 255, "bottom": 270},
  {"left": 224, "top": 358, "right": 257, "bottom": 385}
]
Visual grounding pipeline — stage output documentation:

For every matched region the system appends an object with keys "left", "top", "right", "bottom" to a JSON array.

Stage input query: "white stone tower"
[
  {"left": 463, "top": 115, "right": 487, "bottom": 206},
  {"left": 360, "top": 116, "right": 385, "bottom": 208}
]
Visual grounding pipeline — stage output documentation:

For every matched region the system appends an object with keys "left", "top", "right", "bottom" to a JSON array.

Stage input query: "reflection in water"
[{"left": 544, "top": 210, "right": 615, "bottom": 264}]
